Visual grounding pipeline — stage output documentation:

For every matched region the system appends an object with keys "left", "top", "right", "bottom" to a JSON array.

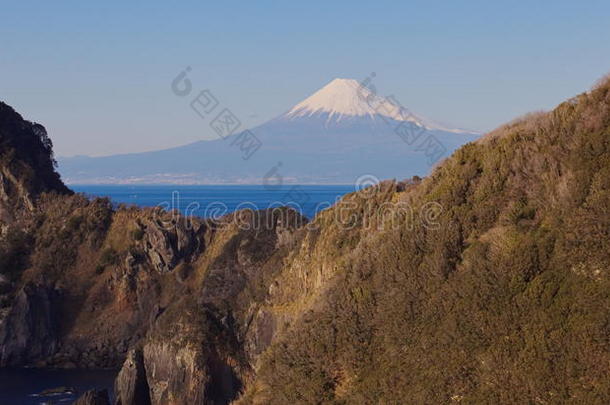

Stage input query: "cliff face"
[
  {"left": 0, "top": 193, "right": 306, "bottom": 394},
  {"left": 0, "top": 105, "right": 315, "bottom": 404},
  {"left": 112, "top": 208, "right": 307, "bottom": 404},
  {"left": 2, "top": 76, "right": 610, "bottom": 405},
  {"left": 0, "top": 102, "right": 69, "bottom": 222},
  {"left": 0, "top": 103, "right": 69, "bottom": 366},
  {"left": 0, "top": 101, "right": 308, "bottom": 404},
  {"left": 235, "top": 79, "right": 610, "bottom": 404}
]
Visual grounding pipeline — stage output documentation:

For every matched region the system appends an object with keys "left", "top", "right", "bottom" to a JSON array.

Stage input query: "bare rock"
[
  {"left": 0, "top": 282, "right": 58, "bottom": 366},
  {"left": 141, "top": 215, "right": 202, "bottom": 274},
  {"left": 115, "top": 349, "right": 151, "bottom": 405},
  {"left": 74, "top": 389, "right": 111, "bottom": 405}
]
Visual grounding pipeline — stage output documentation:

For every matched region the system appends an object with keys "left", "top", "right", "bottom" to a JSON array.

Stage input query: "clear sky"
[{"left": 2, "top": 1, "right": 610, "bottom": 157}]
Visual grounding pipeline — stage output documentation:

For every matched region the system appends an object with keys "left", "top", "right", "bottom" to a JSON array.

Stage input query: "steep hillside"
[
  {"left": 235, "top": 77, "right": 610, "bottom": 404},
  {"left": 0, "top": 101, "right": 307, "bottom": 403},
  {"left": 0, "top": 102, "right": 69, "bottom": 223},
  {"left": 1, "top": 75, "right": 609, "bottom": 405}
]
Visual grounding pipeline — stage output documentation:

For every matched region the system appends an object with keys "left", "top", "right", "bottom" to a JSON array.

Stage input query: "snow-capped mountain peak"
[
  {"left": 286, "top": 78, "right": 392, "bottom": 121},
  {"left": 283, "top": 78, "right": 476, "bottom": 134},
  {"left": 59, "top": 77, "right": 482, "bottom": 185}
]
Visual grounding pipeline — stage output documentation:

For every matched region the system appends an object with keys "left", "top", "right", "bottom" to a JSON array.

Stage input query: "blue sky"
[{"left": 2, "top": 1, "right": 610, "bottom": 156}]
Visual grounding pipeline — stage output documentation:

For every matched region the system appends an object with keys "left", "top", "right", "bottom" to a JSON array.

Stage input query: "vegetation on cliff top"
[
  {"left": 0, "top": 101, "right": 69, "bottom": 200},
  {"left": 238, "top": 77, "right": 610, "bottom": 404}
]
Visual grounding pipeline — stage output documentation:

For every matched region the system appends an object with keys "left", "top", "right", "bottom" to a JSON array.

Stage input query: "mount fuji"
[{"left": 59, "top": 78, "right": 481, "bottom": 184}]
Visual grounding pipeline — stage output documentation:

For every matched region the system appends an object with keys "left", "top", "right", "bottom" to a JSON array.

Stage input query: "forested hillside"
[{"left": 238, "top": 77, "right": 610, "bottom": 404}]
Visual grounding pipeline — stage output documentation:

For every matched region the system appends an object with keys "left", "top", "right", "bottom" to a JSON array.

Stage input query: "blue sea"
[{"left": 71, "top": 184, "right": 353, "bottom": 219}]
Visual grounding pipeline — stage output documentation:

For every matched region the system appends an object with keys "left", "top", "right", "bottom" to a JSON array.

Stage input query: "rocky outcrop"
[
  {"left": 140, "top": 302, "right": 246, "bottom": 405},
  {"left": 114, "top": 301, "right": 243, "bottom": 405},
  {"left": 74, "top": 389, "right": 111, "bottom": 405},
  {"left": 0, "top": 101, "right": 313, "bottom": 394},
  {"left": 139, "top": 215, "right": 204, "bottom": 274},
  {"left": 0, "top": 102, "right": 69, "bottom": 221},
  {"left": 115, "top": 349, "right": 151, "bottom": 405},
  {"left": 114, "top": 209, "right": 307, "bottom": 405},
  {"left": 0, "top": 103, "right": 71, "bottom": 365},
  {"left": 0, "top": 282, "right": 58, "bottom": 366}
]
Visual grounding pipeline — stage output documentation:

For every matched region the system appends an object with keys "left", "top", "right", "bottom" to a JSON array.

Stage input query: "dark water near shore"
[
  {"left": 0, "top": 368, "right": 116, "bottom": 405},
  {"left": 72, "top": 184, "right": 353, "bottom": 219}
]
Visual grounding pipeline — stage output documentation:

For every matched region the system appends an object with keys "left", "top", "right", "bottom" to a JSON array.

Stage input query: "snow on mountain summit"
[
  {"left": 59, "top": 77, "right": 482, "bottom": 184},
  {"left": 285, "top": 78, "right": 397, "bottom": 121},
  {"left": 286, "top": 79, "right": 376, "bottom": 119},
  {"left": 284, "top": 78, "right": 476, "bottom": 134}
]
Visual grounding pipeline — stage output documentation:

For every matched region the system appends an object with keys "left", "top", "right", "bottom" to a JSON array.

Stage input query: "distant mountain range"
[{"left": 58, "top": 78, "right": 481, "bottom": 184}]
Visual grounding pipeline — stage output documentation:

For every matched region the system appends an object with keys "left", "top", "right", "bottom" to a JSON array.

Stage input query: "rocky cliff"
[
  {"left": 235, "top": 77, "right": 610, "bottom": 404},
  {"left": 0, "top": 102, "right": 69, "bottom": 221},
  {"left": 2, "top": 76, "right": 610, "bottom": 405},
  {"left": 0, "top": 100, "right": 308, "bottom": 403}
]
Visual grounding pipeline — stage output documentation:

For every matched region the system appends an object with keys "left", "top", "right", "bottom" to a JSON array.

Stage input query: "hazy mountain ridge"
[
  {"left": 59, "top": 79, "right": 480, "bottom": 185},
  {"left": 0, "top": 75, "right": 609, "bottom": 404}
]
